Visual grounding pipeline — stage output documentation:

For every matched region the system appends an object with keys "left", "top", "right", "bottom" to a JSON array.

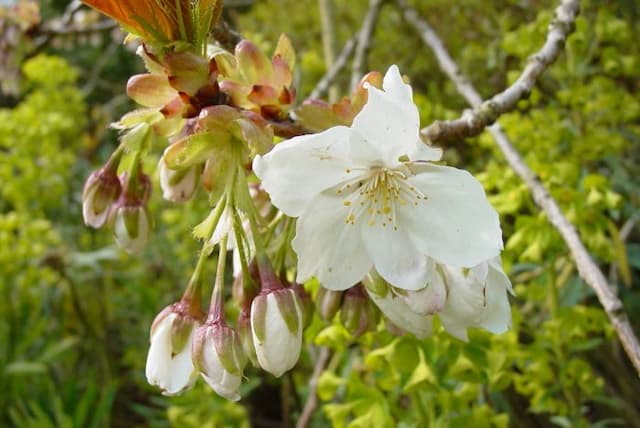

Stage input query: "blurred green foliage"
[{"left": 1, "top": 0, "right": 639, "bottom": 427}]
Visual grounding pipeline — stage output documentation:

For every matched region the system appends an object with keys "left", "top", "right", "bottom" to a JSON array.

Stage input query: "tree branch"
[
  {"left": 307, "top": 36, "right": 357, "bottom": 100},
  {"left": 398, "top": 0, "right": 640, "bottom": 376},
  {"left": 295, "top": 347, "right": 331, "bottom": 428},
  {"left": 397, "top": 0, "right": 580, "bottom": 143},
  {"left": 350, "top": 0, "right": 384, "bottom": 91},
  {"left": 318, "top": 0, "right": 339, "bottom": 102}
]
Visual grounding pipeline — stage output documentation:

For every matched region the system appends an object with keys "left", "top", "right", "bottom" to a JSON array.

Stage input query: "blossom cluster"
[{"left": 81, "top": 32, "right": 512, "bottom": 402}]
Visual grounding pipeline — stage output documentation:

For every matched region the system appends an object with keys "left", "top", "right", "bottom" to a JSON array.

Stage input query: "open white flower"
[
  {"left": 145, "top": 309, "right": 200, "bottom": 395},
  {"left": 254, "top": 64, "right": 502, "bottom": 290}
]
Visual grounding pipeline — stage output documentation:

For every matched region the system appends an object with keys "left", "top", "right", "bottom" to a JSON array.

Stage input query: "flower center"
[{"left": 338, "top": 166, "right": 427, "bottom": 229}]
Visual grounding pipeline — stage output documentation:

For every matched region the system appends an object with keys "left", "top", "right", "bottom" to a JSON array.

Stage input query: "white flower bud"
[
  {"left": 250, "top": 288, "right": 303, "bottom": 377},
  {"left": 192, "top": 322, "right": 246, "bottom": 401},
  {"left": 158, "top": 152, "right": 198, "bottom": 203},
  {"left": 82, "top": 168, "right": 121, "bottom": 228},
  {"left": 114, "top": 204, "right": 151, "bottom": 255},
  {"left": 145, "top": 306, "right": 200, "bottom": 396}
]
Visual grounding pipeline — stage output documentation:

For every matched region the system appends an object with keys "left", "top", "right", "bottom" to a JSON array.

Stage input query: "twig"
[
  {"left": 397, "top": 0, "right": 580, "bottom": 143},
  {"left": 398, "top": 0, "right": 640, "bottom": 376},
  {"left": 620, "top": 213, "right": 640, "bottom": 242},
  {"left": 318, "top": 0, "right": 339, "bottom": 102},
  {"left": 211, "top": 20, "right": 243, "bottom": 51},
  {"left": 296, "top": 347, "right": 331, "bottom": 428},
  {"left": 350, "top": 0, "right": 384, "bottom": 91},
  {"left": 308, "top": 37, "right": 357, "bottom": 100}
]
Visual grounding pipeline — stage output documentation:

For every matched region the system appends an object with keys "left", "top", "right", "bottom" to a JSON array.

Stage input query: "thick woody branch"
[
  {"left": 398, "top": 0, "right": 640, "bottom": 375},
  {"left": 397, "top": 0, "right": 580, "bottom": 143},
  {"left": 350, "top": 0, "right": 384, "bottom": 90}
]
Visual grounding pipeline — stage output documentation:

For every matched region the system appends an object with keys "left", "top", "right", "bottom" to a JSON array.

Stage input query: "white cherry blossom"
[{"left": 254, "top": 65, "right": 502, "bottom": 291}]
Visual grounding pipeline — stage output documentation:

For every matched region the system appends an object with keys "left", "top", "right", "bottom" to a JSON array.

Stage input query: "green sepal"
[
  {"left": 123, "top": 207, "right": 141, "bottom": 239},
  {"left": 274, "top": 289, "right": 300, "bottom": 336},
  {"left": 213, "top": 325, "right": 247, "bottom": 376},
  {"left": 171, "top": 316, "right": 195, "bottom": 357},
  {"left": 251, "top": 295, "right": 268, "bottom": 343},
  {"left": 164, "top": 130, "right": 230, "bottom": 170},
  {"left": 121, "top": 123, "right": 152, "bottom": 153},
  {"left": 363, "top": 272, "right": 389, "bottom": 297}
]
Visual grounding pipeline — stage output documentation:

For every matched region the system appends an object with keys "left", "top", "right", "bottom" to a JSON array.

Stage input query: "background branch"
[
  {"left": 398, "top": 0, "right": 580, "bottom": 144},
  {"left": 318, "top": 0, "right": 339, "bottom": 102},
  {"left": 307, "top": 36, "right": 357, "bottom": 100},
  {"left": 350, "top": 0, "right": 384, "bottom": 90},
  {"left": 397, "top": 0, "right": 640, "bottom": 375},
  {"left": 296, "top": 347, "right": 331, "bottom": 428}
]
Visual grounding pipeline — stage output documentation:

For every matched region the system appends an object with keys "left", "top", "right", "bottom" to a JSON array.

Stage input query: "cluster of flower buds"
[
  {"left": 145, "top": 259, "right": 312, "bottom": 401},
  {"left": 215, "top": 35, "right": 296, "bottom": 120},
  {"left": 82, "top": 148, "right": 153, "bottom": 255}
]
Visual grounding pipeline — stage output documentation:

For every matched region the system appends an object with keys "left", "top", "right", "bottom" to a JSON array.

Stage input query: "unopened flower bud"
[
  {"left": 237, "top": 309, "right": 257, "bottom": 365},
  {"left": 340, "top": 285, "right": 379, "bottom": 337},
  {"left": 82, "top": 167, "right": 121, "bottom": 228},
  {"left": 316, "top": 286, "right": 343, "bottom": 321},
  {"left": 250, "top": 282, "right": 303, "bottom": 377},
  {"left": 192, "top": 321, "right": 246, "bottom": 401},
  {"left": 113, "top": 204, "right": 151, "bottom": 255},
  {"left": 292, "top": 282, "right": 313, "bottom": 329},
  {"left": 145, "top": 303, "right": 202, "bottom": 395},
  {"left": 158, "top": 148, "right": 199, "bottom": 202}
]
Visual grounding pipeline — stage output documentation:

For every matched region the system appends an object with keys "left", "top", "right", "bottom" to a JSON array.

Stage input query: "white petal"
[
  {"left": 350, "top": 65, "right": 438, "bottom": 165},
  {"left": 145, "top": 314, "right": 198, "bottom": 395},
  {"left": 366, "top": 288, "right": 433, "bottom": 339},
  {"left": 401, "top": 164, "right": 502, "bottom": 268},
  {"left": 82, "top": 186, "right": 109, "bottom": 228},
  {"left": 438, "top": 266, "right": 485, "bottom": 341},
  {"left": 202, "top": 371, "right": 242, "bottom": 402},
  {"left": 361, "top": 224, "right": 429, "bottom": 290},
  {"left": 253, "top": 126, "right": 353, "bottom": 217},
  {"left": 292, "top": 193, "right": 372, "bottom": 290},
  {"left": 476, "top": 263, "right": 512, "bottom": 333},
  {"left": 201, "top": 341, "right": 242, "bottom": 401},
  {"left": 403, "top": 266, "right": 447, "bottom": 315},
  {"left": 209, "top": 208, "right": 233, "bottom": 248},
  {"left": 381, "top": 64, "right": 413, "bottom": 105}
]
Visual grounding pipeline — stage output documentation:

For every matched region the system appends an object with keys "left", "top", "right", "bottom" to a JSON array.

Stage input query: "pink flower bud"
[
  {"left": 82, "top": 167, "right": 121, "bottom": 228},
  {"left": 340, "top": 285, "right": 379, "bottom": 337},
  {"left": 316, "top": 286, "right": 343, "bottom": 321}
]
